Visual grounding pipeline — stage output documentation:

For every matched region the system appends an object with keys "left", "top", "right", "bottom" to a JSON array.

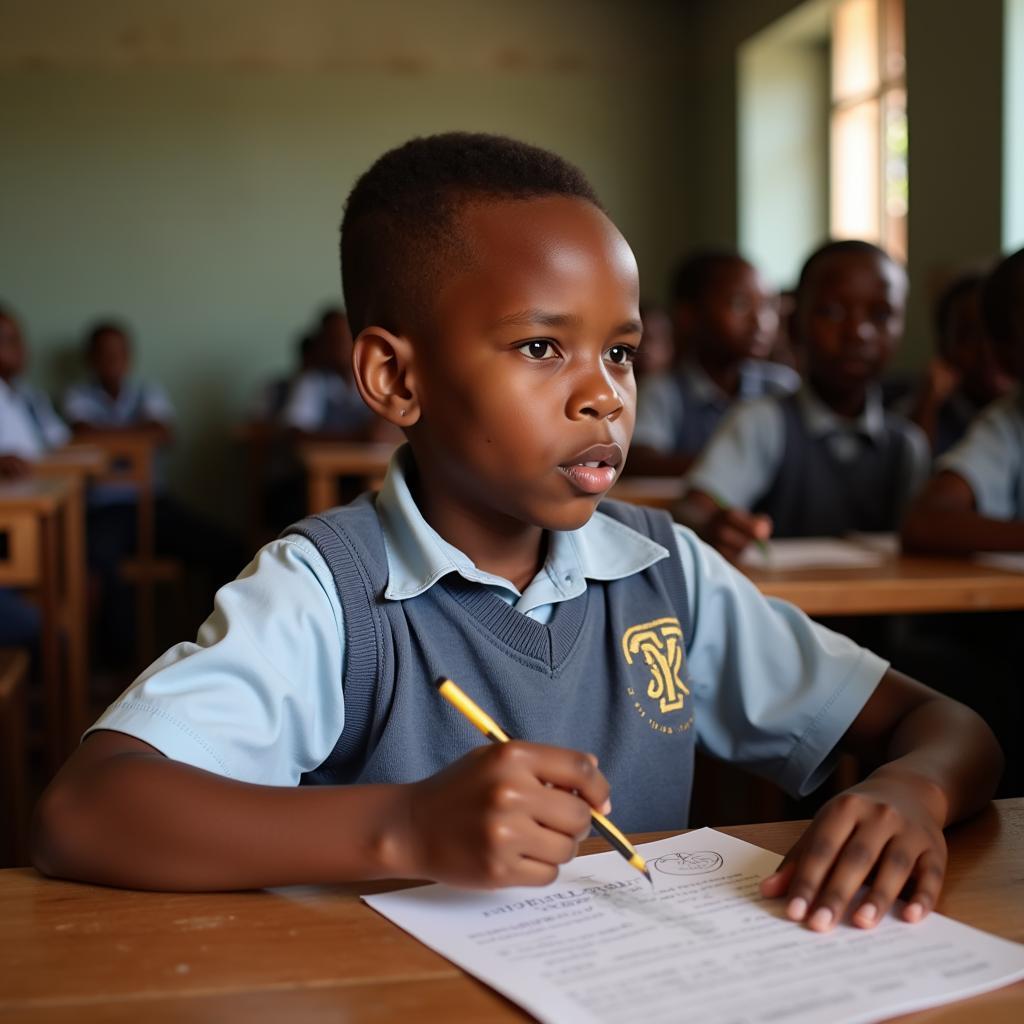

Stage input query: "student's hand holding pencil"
[
  {"left": 391, "top": 742, "right": 611, "bottom": 889},
  {"left": 679, "top": 489, "right": 773, "bottom": 563}
]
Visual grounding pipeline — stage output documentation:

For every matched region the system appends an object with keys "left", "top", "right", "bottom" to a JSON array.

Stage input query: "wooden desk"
[
  {"left": 744, "top": 554, "right": 1024, "bottom": 616},
  {"left": 608, "top": 475, "right": 683, "bottom": 510},
  {"left": 1, "top": 800, "right": 1020, "bottom": 1022},
  {"left": 300, "top": 441, "right": 398, "bottom": 514},
  {"left": 0, "top": 477, "right": 83, "bottom": 770}
]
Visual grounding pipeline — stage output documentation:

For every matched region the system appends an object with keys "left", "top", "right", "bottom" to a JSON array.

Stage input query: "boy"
[
  {"left": 63, "top": 321, "right": 176, "bottom": 440},
  {"left": 903, "top": 248, "right": 1024, "bottom": 551},
  {"left": 0, "top": 306, "right": 70, "bottom": 478},
  {"left": 34, "top": 135, "right": 1001, "bottom": 936},
  {"left": 629, "top": 250, "right": 798, "bottom": 475},
  {"left": 676, "top": 241, "right": 930, "bottom": 562},
  {"left": 902, "top": 274, "right": 1013, "bottom": 457}
]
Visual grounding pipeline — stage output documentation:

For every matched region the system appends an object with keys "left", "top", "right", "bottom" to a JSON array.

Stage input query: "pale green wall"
[{"left": 0, "top": 0, "right": 690, "bottom": 523}]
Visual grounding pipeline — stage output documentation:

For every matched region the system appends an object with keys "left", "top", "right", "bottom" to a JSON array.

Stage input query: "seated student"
[
  {"left": 903, "top": 248, "right": 1024, "bottom": 553},
  {"left": 901, "top": 274, "right": 1014, "bottom": 458},
  {"left": 281, "top": 307, "right": 375, "bottom": 439},
  {"left": 633, "top": 302, "right": 675, "bottom": 379},
  {"left": 249, "top": 330, "right": 323, "bottom": 425},
  {"left": 677, "top": 240, "right": 930, "bottom": 562},
  {"left": 64, "top": 322, "right": 176, "bottom": 440},
  {"left": 33, "top": 134, "right": 1001, "bottom": 935},
  {"left": 0, "top": 305, "right": 70, "bottom": 478},
  {"left": 629, "top": 250, "right": 798, "bottom": 476}
]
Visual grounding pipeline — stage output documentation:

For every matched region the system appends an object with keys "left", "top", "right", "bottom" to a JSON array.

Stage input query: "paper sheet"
[
  {"left": 740, "top": 537, "right": 888, "bottom": 571},
  {"left": 974, "top": 551, "right": 1024, "bottom": 574},
  {"left": 364, "top": 828, "right": 1024, "bottom": 1024}
]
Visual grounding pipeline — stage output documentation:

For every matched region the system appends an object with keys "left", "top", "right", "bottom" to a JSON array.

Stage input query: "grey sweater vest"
[
  {"left": 753, "top": 394, "right": 916, "bottom": 537},
  {"left": 287, "top": 498, "right": 696, "bottom": 832}
]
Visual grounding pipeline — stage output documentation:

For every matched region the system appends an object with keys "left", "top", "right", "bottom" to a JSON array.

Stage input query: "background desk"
[
  {"left": 1, "top": 799, "right": 1020, "bottom": 1023},
  {"left": 301, "top": 441, "right": 398, "bottom": 514}
]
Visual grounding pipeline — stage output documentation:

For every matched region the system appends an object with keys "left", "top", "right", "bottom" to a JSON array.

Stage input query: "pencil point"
[{"left": 643, "top": 867, "right": 652, "bottom": 885}]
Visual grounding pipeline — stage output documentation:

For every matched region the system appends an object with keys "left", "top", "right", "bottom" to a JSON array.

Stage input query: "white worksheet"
[
  {"left": 364, "top": 828, "right": 1024, "bottom": 1024},
  {"left": 974, "top": 551, "right": 1024, "bottom": 574},
  {"left": 740, "top": 537, "right": 888, "bottom": 570}
]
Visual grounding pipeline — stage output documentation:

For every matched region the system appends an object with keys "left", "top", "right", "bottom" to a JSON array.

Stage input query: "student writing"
[{"left": 33, "top": 135, "right": 1002, "bottom": 936}]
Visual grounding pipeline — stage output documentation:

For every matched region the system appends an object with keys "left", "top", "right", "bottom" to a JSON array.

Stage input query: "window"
[{"left": 830, "top": 0, "right": 907, "bottom": 260}]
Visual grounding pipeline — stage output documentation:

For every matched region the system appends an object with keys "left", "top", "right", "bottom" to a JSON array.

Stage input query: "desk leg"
[
  {"left": 38, "top": 511, "right": 62, "bottom": 774},
  {"left": 61, "top": 485, "right": 89, "bottom": 755}
]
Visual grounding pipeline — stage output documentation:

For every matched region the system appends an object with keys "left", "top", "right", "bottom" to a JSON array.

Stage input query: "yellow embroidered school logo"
[{"left": 622, "top": 617, "right": 690, "bottom": 715}]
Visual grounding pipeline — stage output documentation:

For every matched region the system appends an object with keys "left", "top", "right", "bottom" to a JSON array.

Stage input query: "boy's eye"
[
  {"left": 518, "top": 340, "right": 558, "bottom": 360},
  {"left": 606, "top": 345, "right": 637, "bottom": 366},
  {"left": 817, "top": 303, "right": 846, "bottom": 322}
]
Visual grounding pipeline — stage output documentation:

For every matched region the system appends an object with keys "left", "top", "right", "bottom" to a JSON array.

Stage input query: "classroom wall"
[
  {"left": 0, "top": 0, "right": 691, "bottom": 524},
  {"left": 689, "top": 0, "right": 1008, "bottom": 365}
]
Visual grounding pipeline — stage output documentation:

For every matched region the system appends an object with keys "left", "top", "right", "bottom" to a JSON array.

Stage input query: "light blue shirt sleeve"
[
  {"left": 936, "top": 397, "right": 1024, "bottom": 520},
  {"left": 673, "top": 524, "right": 887, "bottom": 796},
  {"left": 684, "top": 398, "right": 785, "bottom": 507},
  {"left": 632, "top": 374, "right": 682, "bottom": 451},
  {"left": 87, "top": 536, "right": 347, "bottom": 785}
]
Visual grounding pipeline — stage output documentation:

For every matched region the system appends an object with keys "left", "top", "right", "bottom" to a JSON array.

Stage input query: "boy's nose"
[{"left": 568, "top": 368, "right": 624, "bottom": 420}]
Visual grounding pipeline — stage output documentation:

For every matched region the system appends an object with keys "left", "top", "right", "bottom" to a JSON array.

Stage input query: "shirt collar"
[
  {"left": 797, "top": 383, "right": 886, "bottom": 441},
  {"left": 376, "top": 445, "right": 668, "bottom": 610}
]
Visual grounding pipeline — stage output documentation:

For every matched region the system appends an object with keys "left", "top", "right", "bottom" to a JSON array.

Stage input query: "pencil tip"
[{"left": 644, "top": 868, "right": 653, "bottom": 885}]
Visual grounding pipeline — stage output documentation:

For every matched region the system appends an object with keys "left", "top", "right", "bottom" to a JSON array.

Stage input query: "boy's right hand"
[
  {"left": 703, "top": 506, "right": 772, "bottom": 563},
  {"left": 394, "top": 742, "right": 610, "bottom": 889}
]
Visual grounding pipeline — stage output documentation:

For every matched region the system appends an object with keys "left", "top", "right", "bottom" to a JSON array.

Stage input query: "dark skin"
[
  {"left": 628, "top": 259, "right": 776, "bottom": 476},
  {"left": 680, "top": 250, "right": 907, "bottom": 562},
  {"left": 70, "top": 328, "right": 173, "bottom": 444},
  {"left": 0, "top": 312, "right": 33, "bottom": 479},
  {"left": 34, "top": 199, "right": 1002, "bottom": 933},
  {"left": 903, "top": 286, "right": 1024, "bottom": 554}
]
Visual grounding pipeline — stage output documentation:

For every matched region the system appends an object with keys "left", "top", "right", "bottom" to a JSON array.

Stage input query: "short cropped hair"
[
  {"left": 339, "top": 132, "right": 601, "bottom": 337},
  {"left": 981, "top": 247, "right": 1024, "bottom": 344},
  {"left": 669, "top": 249, "right": 745, "bottom": 305},
  {"left": 796, "top": 239, "right": 904, "bottom": 300},
  {"left": 85, "top": 320, "right": 130, "bottom": 354}
]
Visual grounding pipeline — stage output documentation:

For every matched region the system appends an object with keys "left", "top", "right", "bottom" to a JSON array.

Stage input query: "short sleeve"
[
  {"left": 140, "top": 382, "right": 176, "bottom": 425},
  {"left": 281, "top": 373, "right": 324, "bottom": 431},
  {"left": 684, "top": 398, "right": 785, "bottom": 508},
  {"left": 674, "top": 525, "right": 887, "bottom": 796},
  {"left": 937, "top": 399, "right": 1024, "bottom": 520},
  {"left": 87, "top": 535, "right": 347, "bottom": 786},
  {"left": 633, "top": 374, "right": 682, "bottom": 452}
]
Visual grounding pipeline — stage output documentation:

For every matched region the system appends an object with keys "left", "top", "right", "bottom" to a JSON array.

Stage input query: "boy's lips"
[{"left": 558, "top": 443, "right": 623, "bottom": 495}]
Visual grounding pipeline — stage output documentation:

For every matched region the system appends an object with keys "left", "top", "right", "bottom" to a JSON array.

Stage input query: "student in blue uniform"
[
  {"left": 629, "top": 250, "right": 798, "bottom": 475},
  {"left": 34, "top": 135, "right": 1001, "bottom": 936},
  {"left": 901, "top": 274, "right": 1013, "bottom": 457},
  {"left": 676, "top": 241, "right": 929, "bottom": 563}
]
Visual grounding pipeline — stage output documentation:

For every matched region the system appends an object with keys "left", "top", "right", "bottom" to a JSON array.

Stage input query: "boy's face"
[
  {"left": 692, "top": 260, "right": 776, "bottom": 361},
  {"left": 90, "top": 330, "right": 131, "bottom": 389},
  {"left": 406, "top": 195, "right": 640, "bottom": 533},
  {"left": 0, "top": 315, "right": 25, "bottom": 381},
  {"left": 796, "top": 251, "right": 906, "bottom": 399},
  {"left": 943, "top": 288, "right": 1014, "bottom": 404}
]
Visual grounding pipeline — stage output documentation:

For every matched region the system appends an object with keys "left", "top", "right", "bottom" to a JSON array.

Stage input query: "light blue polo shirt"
[
  {"left": 281, "top": 369, "right": 372, "bottom": 434},
  {"left": 685, "top": 384, "right": 930, "bottom": 510},
  {"left": 936, "top": 390, "right": 1024, "bottom": 519},
  {"left": 90, "top": 448, "right": 887, "bottom": 798},
  {"left": 0, "top": 378, "right": 70, "bottom": 459},
  {"left": 63, "top": 377, "right": 176, "bottom": 428}
]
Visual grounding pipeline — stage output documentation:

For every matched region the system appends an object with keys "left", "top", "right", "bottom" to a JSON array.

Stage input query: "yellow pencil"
[{"left": 437, "top": 677, "right": 652, "bottom": 884}]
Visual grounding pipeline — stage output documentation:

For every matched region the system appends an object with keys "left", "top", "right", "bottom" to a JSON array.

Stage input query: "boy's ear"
[{"left": 351, "top": 327, "right": 421, "bottom": 426}]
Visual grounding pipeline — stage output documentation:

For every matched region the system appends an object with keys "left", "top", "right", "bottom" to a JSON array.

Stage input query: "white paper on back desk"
[{"left": 363, "top": 827, "right": 1024, "bottom": 1024}]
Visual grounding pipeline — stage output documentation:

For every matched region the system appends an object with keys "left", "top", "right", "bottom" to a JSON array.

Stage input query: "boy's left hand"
[{"left": 759, "top": 775, "right": 947, "bottom": 932}]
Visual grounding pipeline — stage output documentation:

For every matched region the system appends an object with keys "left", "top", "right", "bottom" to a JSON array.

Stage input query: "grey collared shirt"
[
  {"left": 685, "top": 385, "right": 930, "bottom": 512},
  {"left": 634, "top": 359, "right": 799, "bottom": 456}
]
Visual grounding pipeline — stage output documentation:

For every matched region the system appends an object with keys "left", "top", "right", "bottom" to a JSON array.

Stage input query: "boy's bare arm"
[
  {"left": 32, "top": 730, "right": 608, "bottom": 892},
  {"left": 761, "top": 668, "right": 1003, "bottom": 932},
  {"left": 902, "top": 471, "right": 1024, "bottom": 552}
]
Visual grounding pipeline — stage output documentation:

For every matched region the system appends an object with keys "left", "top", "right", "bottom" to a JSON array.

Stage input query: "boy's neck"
[
  {"left": 100, "top": 379, "right": 123, "bottom": 399},
  {"left": 408, "top": 467, "right": 548, "bottom": 593},
  {"left": 809, "top": 376, "right": 869, "bottom": 419}
]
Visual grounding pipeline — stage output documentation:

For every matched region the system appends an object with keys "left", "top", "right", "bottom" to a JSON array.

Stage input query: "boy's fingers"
[
  {"left": 759, "top": 858, "right": 797, "bottom": 898},
  {"left": 508, "top": 856, "right": 561, "bottom": 889},
  {"left": 531, "top": 787, "right": 596, "bottom": 840},
  {"left": 506, "top": 742, "right": 610, "bottom": 812},
  {"left": 781, "top": 818, "right": 858, "bottom": 921},
  {"left": 804, "top": 826, "right": 895, "bottom": 931},
  {"left": 517, "top": 820, "right": 581, "bottom": 869},
  {"left": 899, "top": 851, "right": 945, "bottom": 924}
]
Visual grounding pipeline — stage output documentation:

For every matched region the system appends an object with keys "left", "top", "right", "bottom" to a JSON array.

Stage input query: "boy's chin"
[{"left": 532, "top": 497, "right": 605, "bottom": 533}]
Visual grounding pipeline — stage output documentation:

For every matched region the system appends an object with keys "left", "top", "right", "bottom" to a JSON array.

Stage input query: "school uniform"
[
  {"left": 63, "top": 377, "right": 175, "bottom": 431},
  {"left": 893, "top": 388, "right": 988, "bottom": 458},
  {"left": 90, "top": 447, "right": 887, "bottom": 832},
  {"left": 936, "top": 391, "right": 1024, "bottom": 518},
  {"left": 0, "top": 378, "right": 70, "bottom": 458},
  {"left": 633, "top": 359, "right": 799, "bottom": 458},
  {"left": 280, "top": 369, "right": 372, "bottom": 434},
  {"left": 685, "top": 385, "right": 930, "bottom": 536}
]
